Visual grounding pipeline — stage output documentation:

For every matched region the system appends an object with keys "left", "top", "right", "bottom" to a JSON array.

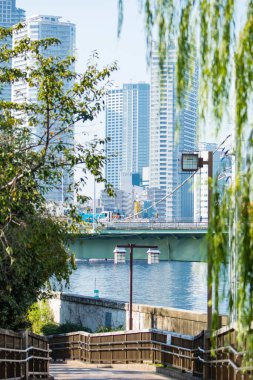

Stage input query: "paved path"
[{"left": 50, "top": 361, "right": 177, "bottom": 380}]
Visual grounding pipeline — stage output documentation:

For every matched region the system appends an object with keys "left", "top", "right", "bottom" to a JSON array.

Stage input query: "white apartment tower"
[
  {"left": 105, "top": 88, "right": 123, "bottom": 189},
  {"left": 150, "top": 43, "right": 198, "bottom": 221},
  {"left": 12, "top": 15, "right": 76, "bottom": 203}
]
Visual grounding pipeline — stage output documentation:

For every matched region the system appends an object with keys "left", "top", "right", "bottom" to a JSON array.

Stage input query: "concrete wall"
[
  {"left": 50, "top": 293, "right": 126, "bottom": 331},
  {"left": 49, "top": 293, "right": 227, "bottom": 336}
]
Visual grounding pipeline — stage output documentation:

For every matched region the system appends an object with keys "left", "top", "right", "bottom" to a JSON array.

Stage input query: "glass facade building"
[
  {"left": 106, "top": 83, "right": 150, "bottom": 189},
  {"left": 122, "top": 83, "right": 150, "bottom": 177},
  {"left": 150, "top": 44, "right": 198, "bottom": 221},
  {"left": 0, "top": 0, "right": 25, "bottom": 101},
  {"left": 0, "top": 0, "right": 25, "bottom": 26},
  {"left": 12, "top": 15, "right": 76, "bottom": 203}
]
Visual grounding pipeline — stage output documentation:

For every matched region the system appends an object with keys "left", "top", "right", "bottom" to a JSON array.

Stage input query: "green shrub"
[
  {"left": 41, "top": 323, "right": 60, "bottom": 336},
  {"left": 42, "top": 322, "right": 92, "bottom": 335},
  {"left": 96, "top": 325, "right": 124, "bottom": 333}
]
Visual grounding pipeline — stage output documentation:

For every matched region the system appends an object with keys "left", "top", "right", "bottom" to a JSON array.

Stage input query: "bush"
[
  {"left": 42, "top": 322, "right": 92, "bottom": 335},
  {"left": 96, "top": 325, "right": 124, "bottom": 333}
]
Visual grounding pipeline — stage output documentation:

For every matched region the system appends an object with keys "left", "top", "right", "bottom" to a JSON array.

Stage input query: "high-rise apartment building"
[
  {"left": 105, "top": 88, "right": 123, "bottom": 189},
  {"left": 12, "top": 15, "right": 76, "bottom": 202},
  {"left": 150, "top": 43, "right": 198, "bottom": 221},
  {"left": 105, "top": 83, "right": 150, "bottom": 189},
  {"left": 122, "top": 83, "right": 150, "bottom": 177},
  {"left": 0, "top": 0, "right": 25, "bottom": 101}
]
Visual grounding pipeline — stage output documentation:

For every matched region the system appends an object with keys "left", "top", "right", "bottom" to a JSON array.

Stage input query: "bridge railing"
[
  {"left": 0, "top": 328, "right": 50, "bottom": 379},
  {"left": 100, "top": 220, "right": 208, "bottom": 230},
  {"left": 105, "top": 220, "right": 208, "bottom": 230},
  {"left": 48, "top": 326, "right": 252, "bottom": 379}
]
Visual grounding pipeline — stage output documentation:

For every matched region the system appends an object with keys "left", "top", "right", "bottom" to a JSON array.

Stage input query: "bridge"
[{"left": 70, "top": 222, "right": 208, "bottom": 262}]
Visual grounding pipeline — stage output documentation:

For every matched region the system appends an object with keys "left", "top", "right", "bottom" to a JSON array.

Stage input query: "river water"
[{"left": 65, "top": 260, "right": 228, "bottom": 314}]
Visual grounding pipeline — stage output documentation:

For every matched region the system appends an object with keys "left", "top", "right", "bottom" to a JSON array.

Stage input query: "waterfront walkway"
[{"left": 50, "top": 361, "right": 181, "bottom": 380}]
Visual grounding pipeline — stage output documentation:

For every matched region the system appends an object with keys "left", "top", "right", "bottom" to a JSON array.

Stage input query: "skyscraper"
[
  {"left": 12, "top": 15, "right": 76, "bottom": 202},
  {"left": 105, "top": 83, "right": 150, "bottom": 189},
  {"left": 122, "top": 83, "right": 150, "bottom": 179},
  {"left": 150, "top": 43, "right": 198, "bottom": 221},
  {"left": 0, "top": 0, "right": 25, "bottom": 101},
  {"left": 0, "top": 0, "right": 25, "bottom": 27},
  {"left": 105, "top": 88, "right": 123, "bottom": 189}
]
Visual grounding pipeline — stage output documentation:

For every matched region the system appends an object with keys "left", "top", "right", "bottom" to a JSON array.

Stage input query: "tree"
[
  {"left": 0, "top": 25, "right": 116, "bottom": 330},
  {"left": 118, "top": 0, "right": 253, "bottom": 363}
]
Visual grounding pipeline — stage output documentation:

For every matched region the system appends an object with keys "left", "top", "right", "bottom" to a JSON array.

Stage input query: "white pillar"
[
  {"left": 113, "top": 247, "right": 126, "bottom": 264},
  {"left": 147, "top": 248, "right": 160, "bottom": 264}
]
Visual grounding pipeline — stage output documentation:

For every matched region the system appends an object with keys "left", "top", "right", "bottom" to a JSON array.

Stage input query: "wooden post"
[
  {"left": 4, "top": 333, "right": 7, "bottom": 380},
  {"left": 24, "top": 330, "right": 29, "bottom": 380},
  {"left": 203, "top": 330, "right": 210, "bottom": 380},
  {"left": 46, "top": 341, "right": 50, "bottom": 378},
  {"left": 129, "top": 244, "right": 133, "bottom": 330}
]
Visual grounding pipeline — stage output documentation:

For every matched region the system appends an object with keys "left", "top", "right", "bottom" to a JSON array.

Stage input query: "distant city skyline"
[
  {"left": 16, "top": 1, "right": 150, "bottom": 197},
  {"left": 12, "top": 1, "right": 223, "bottom": 200}
]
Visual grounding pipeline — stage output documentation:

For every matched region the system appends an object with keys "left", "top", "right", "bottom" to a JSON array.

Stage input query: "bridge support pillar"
[
  {"left": 113, "top": 247, "right": 126, "bottom": 264},
  {"left": 147, "top": 248, "right": 160, "bottom": 264}
]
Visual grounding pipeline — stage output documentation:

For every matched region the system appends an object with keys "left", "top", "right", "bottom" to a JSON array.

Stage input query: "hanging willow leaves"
[{"left": 118, "top": 0, "right": 253, "bottom": 365}]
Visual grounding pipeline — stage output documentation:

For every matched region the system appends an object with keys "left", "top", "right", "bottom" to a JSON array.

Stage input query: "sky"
[
  {"left": 17, "top": 0, "right": 149, "bottom": 86},
  {"left": 17, "top": 1, "right": 149, "bottom": 196}
]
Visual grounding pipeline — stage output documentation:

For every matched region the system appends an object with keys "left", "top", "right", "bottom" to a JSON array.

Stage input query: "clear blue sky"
[{"left": 17, "top": 0, "right": 149, "bottom": 85}]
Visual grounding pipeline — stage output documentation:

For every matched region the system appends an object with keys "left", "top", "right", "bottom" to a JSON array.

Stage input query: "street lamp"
[
  {"left": 113, "top": 244, "right": 160, "bottom": 330},
  {"left": 181, "top": 151, "right": 213, "bottom": 332}
]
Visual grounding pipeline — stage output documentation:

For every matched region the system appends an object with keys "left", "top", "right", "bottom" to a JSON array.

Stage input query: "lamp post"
[
  {"left": 92, "top": 176, "right": 96, "bottom": 232},
  {"left": 182, "top": 151, "right": 213, "bottom": 332},
  {"left": 113, "top": 244, "right": 160, "bottom": 330}
]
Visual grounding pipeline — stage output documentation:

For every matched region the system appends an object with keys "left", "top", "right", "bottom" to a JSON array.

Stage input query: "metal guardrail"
[
  {"left": 48, "top": 328, "right": 252, "bottom": 380},
  {"left": 99, "top": 221, "right": 208, "bottom": 231},
  {"left": 0, "top": 328, "right": 50, "bottom": 379}
]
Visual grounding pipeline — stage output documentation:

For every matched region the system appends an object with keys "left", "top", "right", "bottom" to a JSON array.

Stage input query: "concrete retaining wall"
[
  {"left": 50, "top": 293, "right": 126, "bottom": 332},
  {"left": 49, "top": 293, "right": 227, "bottom": 336}
]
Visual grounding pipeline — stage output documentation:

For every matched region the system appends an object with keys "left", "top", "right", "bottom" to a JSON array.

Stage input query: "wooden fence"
[
  {"left": 48, "top": 327, "right": 252, "bottom": 380},
  {"left": 0, "top": 328, "right": 50, "bottom": 380},
  {"left": 0, "top": 325, "right": 250, "bottom": 379}
]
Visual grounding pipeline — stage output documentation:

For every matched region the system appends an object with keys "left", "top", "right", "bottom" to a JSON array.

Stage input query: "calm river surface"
[{"left": 65, "top": 260, "right": 228, "bottom": 314}]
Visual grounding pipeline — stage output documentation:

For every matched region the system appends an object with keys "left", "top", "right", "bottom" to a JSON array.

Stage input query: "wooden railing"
[
  {"left": 0, "top": 328, "right": 50, "bottom": 379},
  {"left": 48, "top": 327, "right": 252, "bottom": 380},
  {"left": 200, "top": 326, "right": 253, "bottom": 380}
]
